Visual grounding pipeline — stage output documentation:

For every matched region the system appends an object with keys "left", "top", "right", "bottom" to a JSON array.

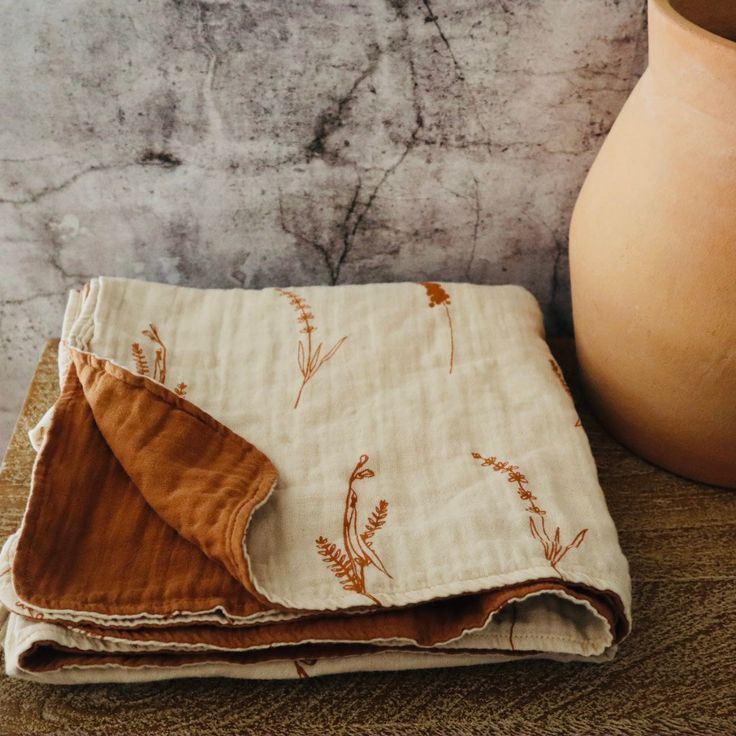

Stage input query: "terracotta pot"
[{"left": 570, "top": 0, "right": 736, "bottom": 487}]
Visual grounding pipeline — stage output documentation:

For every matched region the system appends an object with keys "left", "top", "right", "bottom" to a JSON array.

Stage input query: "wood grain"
[{"left": 0, "top": 339, "right": 734, "bottom": 736}]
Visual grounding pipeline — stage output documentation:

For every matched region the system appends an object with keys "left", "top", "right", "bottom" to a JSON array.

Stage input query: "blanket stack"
[{"left": 0, "top": 278, "right": 630, "bottom": 682}]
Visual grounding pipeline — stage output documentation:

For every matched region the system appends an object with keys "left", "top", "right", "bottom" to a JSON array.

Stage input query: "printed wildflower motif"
[
  {"left": 549, "top": 358, "right": 581, "bottom": 426},
  {"left": 508, "top": 603, "right": 517, "bottom": 652},
  {"left": 141, "top": 324, "right": 167, "bottom": 384},
  {"left": 472, "top": 452, "right": 587, "bottom": 576},
  {"left": 130, "top": 324, "right": 188, "bottom": 397},
  {"left": 131, "top": 343, "right": 150, "bottom": 376},
  {"left": 294, "top": 658, "right": 317, "bottom": 678},
  {"left": 315, "top": 454, "right": 392, "bottom": 606},
  {"left": 420, "top": 282, "right": 455, "bottom": 374},
  {"left": 277, "top": 288, "right": 348, "bottom": 408}
]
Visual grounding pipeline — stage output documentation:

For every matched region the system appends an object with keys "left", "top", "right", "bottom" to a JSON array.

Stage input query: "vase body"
[{"left": 570, "top": 0, "right": 736, "bottom": 487}]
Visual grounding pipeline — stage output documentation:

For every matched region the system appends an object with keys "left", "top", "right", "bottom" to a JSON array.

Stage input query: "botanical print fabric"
[{"left": 0, "top": 278, "right": 630, "bottom": 683}]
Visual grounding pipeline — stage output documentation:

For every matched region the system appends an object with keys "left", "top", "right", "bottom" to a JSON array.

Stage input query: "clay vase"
[{"left": 570, "top": 0, "right": 736, "bottom": 487}]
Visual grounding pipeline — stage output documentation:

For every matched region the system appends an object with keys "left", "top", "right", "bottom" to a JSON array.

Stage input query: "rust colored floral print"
[
  {"left": 420, "top": 282, "right": 454, "bottom": 374},
  {"left": 294, "top": 658, "right": 317, "bottom": 678},
  {"left": 315, "top": 454, "right": 392, "bottom": 606},
  {"left": 130, "top": 324, "right": 188, "bottom": 397},
  {"left": 131, "top": 342, "right": 150, "bottom": 376},
  {"left": 508, "top": 603, "right": 517, "bottom": 652},
  {"left": 472, "top": 452, "right": 587, "bottom": 576},
  {"left": 277, "top": 289, "right": 348, "bottom": 408},
  {"left": 549, "top": 358, "right": 581, "bottom": 427}
]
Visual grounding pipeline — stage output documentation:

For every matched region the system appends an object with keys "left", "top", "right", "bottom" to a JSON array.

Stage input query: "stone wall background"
[{"left": 0, "top": 0, "right": 647, "bottom": 454}]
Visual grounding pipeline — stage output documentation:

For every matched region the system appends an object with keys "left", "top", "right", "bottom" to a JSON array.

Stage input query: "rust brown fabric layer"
[
  {"left": 61, "top": 581, "right": 625, "bottom": 650},
  {"left": 13, "top": 351, "right": 278, "bottom": 616}
]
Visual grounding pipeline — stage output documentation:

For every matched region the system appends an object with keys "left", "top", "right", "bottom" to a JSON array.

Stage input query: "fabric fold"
[
  {"left": 1, "top": 278, "right": 632, "bottom": 682},
  {"left": 11, "top": 353, "right": 275, "bottom": 620},
  {"left": 72, "top": 351, "right": 278, "bottom": 597}
]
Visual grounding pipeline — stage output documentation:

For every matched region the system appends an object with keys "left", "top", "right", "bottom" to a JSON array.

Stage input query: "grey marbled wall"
[{"left": 0, "top": 0, "right": 647, "bottom": 454}]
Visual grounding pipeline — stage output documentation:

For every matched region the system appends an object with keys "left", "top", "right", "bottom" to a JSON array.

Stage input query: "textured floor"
[
  {"left": 0, "top": 0, "right": 650, "bottom": 454},
  {"left": 0, "top": 339, "right": 734, "bottom": 735}
]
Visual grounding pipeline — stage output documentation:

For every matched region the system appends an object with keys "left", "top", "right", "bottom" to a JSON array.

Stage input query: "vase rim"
[{"left": 654, "top": 0, "right": 736, "bottom": 53}]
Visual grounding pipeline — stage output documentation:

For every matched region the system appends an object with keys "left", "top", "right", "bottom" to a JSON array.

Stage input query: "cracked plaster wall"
[{"left": 0, "top": 0, "right": 647, "bottom": 454}]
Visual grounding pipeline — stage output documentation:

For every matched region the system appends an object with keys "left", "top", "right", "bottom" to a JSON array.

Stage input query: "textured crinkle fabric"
[{"left": 0, "top": 278, "right": 631, "bottom": 683}]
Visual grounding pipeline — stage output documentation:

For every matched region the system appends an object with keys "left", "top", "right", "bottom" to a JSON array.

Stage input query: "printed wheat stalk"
[
  {"left": 472, "top": 452, "right": 587, "bottom": 576},
  {"left": 142, "top": 323, "right": 167, "bottom": 384},
  {"left": 315, "top": 454, "right": 392, "bottom": 605},
  {"left": 294, "top": 658, "right": 317, "bottom": 678},
  {"left": 549, "top": 358, "right": 581, "bottom": 426},
  {"left": 131, "top": 325, "right": 188, "bottom": 396},
  {"left": 277, "top": 289, "right": 348, "bottom": 408},
  {"left": 420, "top": 282, "right": 454, "bottom": 374},
  {"left": 508, "top": 603, "right": 517, "bottom": 652},
  {"left": 131, "top": 342, "right": 150, "bottom": 376}
]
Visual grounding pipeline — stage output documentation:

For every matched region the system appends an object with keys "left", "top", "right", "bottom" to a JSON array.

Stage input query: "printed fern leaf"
[
  {"left": 131, "top": 343, "right": 150, "bottom": 375},
  {"left": 315, "top": 536, "right": 359, "bottom": 589},
  {"left": 361, "top": 499, "right": 389, "bottom": 543}
]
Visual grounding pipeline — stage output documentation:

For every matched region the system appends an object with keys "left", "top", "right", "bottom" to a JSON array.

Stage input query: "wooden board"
[{"left": 1, "top": 339, "right": 734, "bottom": 736}]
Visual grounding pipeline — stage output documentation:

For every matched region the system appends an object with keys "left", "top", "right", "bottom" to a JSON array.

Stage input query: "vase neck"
[{"left": 649, "top": 0, "right": 736, "bottom": 121}]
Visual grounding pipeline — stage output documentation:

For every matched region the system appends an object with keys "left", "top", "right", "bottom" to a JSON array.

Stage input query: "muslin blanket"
[{"left": 0, "top": 278, "right": 631, "bottom": 683}]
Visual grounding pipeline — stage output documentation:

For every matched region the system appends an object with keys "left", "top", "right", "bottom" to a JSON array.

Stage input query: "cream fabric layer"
[{"left": 1, "top": 278, "right": 631, "bottom": 681}]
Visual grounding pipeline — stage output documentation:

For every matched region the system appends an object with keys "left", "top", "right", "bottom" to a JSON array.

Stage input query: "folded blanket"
[{"left": 0, "top": 278, "right": 631, "bottom": 683}]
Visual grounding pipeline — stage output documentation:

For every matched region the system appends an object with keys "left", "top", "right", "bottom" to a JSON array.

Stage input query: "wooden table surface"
[{"left": 0, "top": 339, "right": 734, "bottom": 736}]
